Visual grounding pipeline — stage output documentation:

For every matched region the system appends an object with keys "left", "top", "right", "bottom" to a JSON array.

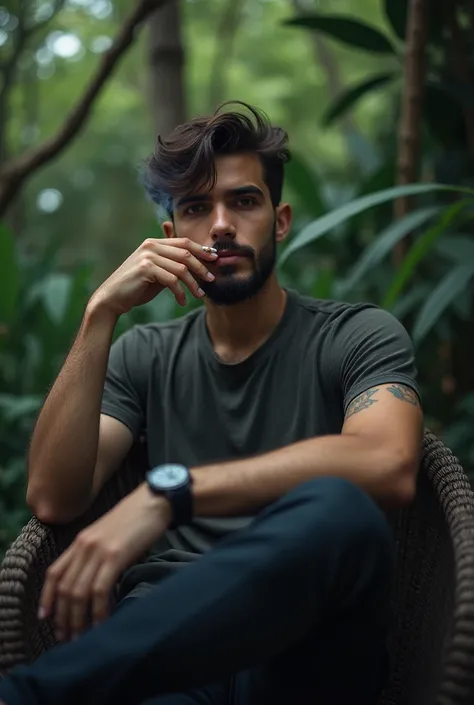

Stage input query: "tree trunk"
[
  {"left": 208, "top": 0, "right": 245, "bottom": 111},
  {"left": 147, "top": 0, "right": 186, "bottom": 139},
  {"left": 393, "top": 0, "right": 429, "bottom": 264},
  {"left": 444, "top": 0, "right": 474, "bottom": 153}
]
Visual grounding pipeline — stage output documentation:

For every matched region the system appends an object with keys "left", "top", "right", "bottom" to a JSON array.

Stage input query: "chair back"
[{"left": 380, "top": 449, "right": 455, "bottom": 705}]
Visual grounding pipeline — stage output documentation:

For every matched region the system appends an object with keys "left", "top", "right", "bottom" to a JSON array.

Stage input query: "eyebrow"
[{"left": 176, "top": 185, "right": 264, "bottom": 208}]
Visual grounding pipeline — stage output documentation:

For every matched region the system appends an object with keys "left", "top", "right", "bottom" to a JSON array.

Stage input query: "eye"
[
  {"left": 236, "top": 196, "right": 257, "bottom": 208},
  {"left": 183, "top": 203, "right": 207, "bottom": 216}
]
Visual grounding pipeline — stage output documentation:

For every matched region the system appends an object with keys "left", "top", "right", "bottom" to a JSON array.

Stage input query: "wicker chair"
[{"left": 1, "top": 430, "right": 474, "bottom": 705}]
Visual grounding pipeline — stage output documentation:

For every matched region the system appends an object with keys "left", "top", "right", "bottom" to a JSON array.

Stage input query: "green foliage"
[
  {"left": 413, "top": 263, "right": 474, "bottom": 344},
  {"left": 278, "top": 183, "right": 473, "bottom": 265},
  {"left": 338, "top": 206, "right": 442, "bottom": 296},
  {"left": 2, "top": 0, "right": 474, "bottom": 565},
  {"left": 381, "top": 200, "right": 472, "bottom": 309},
  {"left": 322, "top": 73, "right": 397, "bottom": 126},
  {"left": 0, "top": 222, "right": 204, "bottom": 557},
  {"left": 0, "top": 223, "right": 20, "bottom": 330},
  {"left": 284, "top": 15, "right": 395, "bottom": 54}
]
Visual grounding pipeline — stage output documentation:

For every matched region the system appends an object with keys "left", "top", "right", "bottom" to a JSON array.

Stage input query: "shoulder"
[
  {"left": 289, "top": 289, "right": 402, "bottom": 334},
  {"left": 289, "top": 291, "right": 413, "bottom": 361}
]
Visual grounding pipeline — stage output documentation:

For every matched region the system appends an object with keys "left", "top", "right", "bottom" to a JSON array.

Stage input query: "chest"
[{"left": 146, "top": 344, "right": 343, "bottom": 467}]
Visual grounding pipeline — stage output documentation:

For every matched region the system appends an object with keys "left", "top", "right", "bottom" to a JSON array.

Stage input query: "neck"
[{"left": 204, "top": 274, "right": 287, "bottom": 361}]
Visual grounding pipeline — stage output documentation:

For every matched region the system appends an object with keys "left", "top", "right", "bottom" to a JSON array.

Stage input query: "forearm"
[
  {"left": 27, "top": 302, "right": 118, "bottom": 521},
  {"left": 189, "top": 433, "right": 416, "bottom": 516}
]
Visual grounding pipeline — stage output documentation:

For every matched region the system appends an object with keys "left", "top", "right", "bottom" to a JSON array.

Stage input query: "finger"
[
  {"left": 153, "top": 255, "right": 209, "bottom": 301},
  {"left": 91, "top": 561, "right": 121, "bottom": 627},
  {"left": 153, "top": 265, "right": 188, "bottom": 306},
  {"left": 39, "top": 551, "right": 74, "bottom": 621},
  {"left": 139, "top": 258, "right": 187, "bottom": 306},
  {"left": 150, "top": 242, "right": 216, "bottom": 284},
  {"left": 69, "top": 555, "right": 103, "bottom": 639},
  {"left": 157, "top": 238, "right": 219, "bottom": 261},
  {"left": 55, "top": 556, "right": 91, "bottom": 641}
]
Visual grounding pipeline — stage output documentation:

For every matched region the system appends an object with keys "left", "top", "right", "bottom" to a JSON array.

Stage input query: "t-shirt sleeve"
[
  {"left": 329, "top": 305, "right": 421, "bottom": 414},
  {"left": 101, "top": 326, "right": 149, "bottom": 438}
]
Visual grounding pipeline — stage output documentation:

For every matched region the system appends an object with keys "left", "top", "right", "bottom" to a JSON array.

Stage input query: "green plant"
[
  {"left": 0, "top": 224, "right": 197, "bottom": 558},
  {"left": 281, "top": 162, "right": 474, "bottom": 470}
]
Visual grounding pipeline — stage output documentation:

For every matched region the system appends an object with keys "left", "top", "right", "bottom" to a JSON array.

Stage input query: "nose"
[{"left": 210, "top": 204, "right": 236, "bottom": 242}]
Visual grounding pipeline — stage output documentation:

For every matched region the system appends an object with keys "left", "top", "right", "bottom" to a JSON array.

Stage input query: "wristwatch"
[{"left": 146, "top": 464, "right": 194, "bottom": 529}]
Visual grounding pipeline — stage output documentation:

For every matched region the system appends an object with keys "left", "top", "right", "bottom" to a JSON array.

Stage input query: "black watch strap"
[{"left": 166, "top": 480, "right": 194, "bottom": 530}]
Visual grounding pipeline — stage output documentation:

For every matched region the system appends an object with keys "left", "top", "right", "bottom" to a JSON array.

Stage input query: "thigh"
[{"left": 142, "top": 679, "right": 230, "bottom": 705}]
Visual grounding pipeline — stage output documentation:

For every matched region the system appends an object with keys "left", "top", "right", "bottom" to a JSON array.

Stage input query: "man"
[{"left": 0, "top": 102, "right": 423, "bottom": 705}]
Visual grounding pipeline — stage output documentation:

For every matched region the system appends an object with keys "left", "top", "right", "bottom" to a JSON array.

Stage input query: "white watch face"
[{"left": 150, "top": 464, "right": 188, "bottom": 489}]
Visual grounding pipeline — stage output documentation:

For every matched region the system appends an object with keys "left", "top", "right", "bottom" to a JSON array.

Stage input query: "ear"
[
  {"left": 275, "top": 203, "right": 292, "bottom": 244},
  {"left": 162, "top": 220, "right": 175, "bottom": 239}
]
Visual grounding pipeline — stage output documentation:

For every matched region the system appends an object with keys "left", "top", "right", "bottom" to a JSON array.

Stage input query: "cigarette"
[{"left": 202, "top": 246, "right": 218, "bottom": 254}]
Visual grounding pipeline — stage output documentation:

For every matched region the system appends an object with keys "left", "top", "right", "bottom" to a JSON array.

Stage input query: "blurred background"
[{"left": 1, "top": 0, "right": 474, "bottom": 559}]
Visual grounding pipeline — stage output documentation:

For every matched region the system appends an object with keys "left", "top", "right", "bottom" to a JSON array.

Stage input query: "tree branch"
[
  {"left": 0, "top": 2, "right": 29, "bottom": 162},
  {"left": 393, "top": 0, "right": 429, "bottom": 264},
  {"left": 0, "top": 0, "right": 68, "bottom": 161},
  {"left": 0, "top": 0, "right": 169, "bottom": 218}
]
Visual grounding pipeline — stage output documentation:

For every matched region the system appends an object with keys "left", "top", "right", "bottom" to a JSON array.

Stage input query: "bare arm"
[
  {"left": 26, "top": 304, "right": 134, "bottom": 524},
  {"left": 26, "top": 237, "right": 218, "bottom": 524},
  {"left": 185, "top": 383, "right": 423, "bottom": 516}
]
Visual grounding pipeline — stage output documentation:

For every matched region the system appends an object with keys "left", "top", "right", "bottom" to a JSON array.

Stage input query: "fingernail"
[
  {"left": 197, "top": 288, "right": 206, "bottom": 297},
  {"left": 206, "top": 272, "right": 215, "bottom": 281},
  {"left": 37, "top": 607, "right": 46, "bottom": 620}
]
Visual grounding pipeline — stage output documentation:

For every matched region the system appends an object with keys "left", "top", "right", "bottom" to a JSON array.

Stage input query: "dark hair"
[{"left": 143, "top": 101, "right": 291, "bottom": 217}]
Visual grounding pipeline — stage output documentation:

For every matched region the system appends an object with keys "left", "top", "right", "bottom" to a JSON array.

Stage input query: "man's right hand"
[{"left": 89, "top": 237, "right": 218, "bottom": 315}]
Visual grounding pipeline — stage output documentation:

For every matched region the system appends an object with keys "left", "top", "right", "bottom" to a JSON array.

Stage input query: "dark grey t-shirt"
[{"left": 101, "top": 289, "right": 419, "bottom": 597}]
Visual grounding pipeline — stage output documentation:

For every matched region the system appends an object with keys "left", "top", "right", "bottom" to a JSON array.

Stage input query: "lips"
[{"left": 216, "top": 250, "right": 249, "bottom": 259}]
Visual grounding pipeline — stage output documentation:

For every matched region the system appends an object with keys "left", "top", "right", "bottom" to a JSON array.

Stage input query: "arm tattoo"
[
  {"left": 387, "top": 383, "right": 419, "bottom": 406},
  {"left": 345, "top": 388, "right": 379, "bottom": 418}
]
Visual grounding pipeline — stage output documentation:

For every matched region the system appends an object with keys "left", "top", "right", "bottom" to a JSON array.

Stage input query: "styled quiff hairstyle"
[{"left": 143, "top": 101, "right": 291, "bottom": 217}]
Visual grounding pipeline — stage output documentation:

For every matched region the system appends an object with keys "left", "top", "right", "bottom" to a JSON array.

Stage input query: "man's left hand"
[{"left": 38, "top": 484, "right": 172, "bottom": 642}]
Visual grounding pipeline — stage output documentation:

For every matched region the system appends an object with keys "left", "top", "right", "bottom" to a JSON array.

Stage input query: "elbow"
[
  {"left": 374, "top": 443, "right": 420, "bottom": 509},
  {"left": 382, "top": 452, "right": 418, "bottom": 509},
  {"left": 26, "top": 485, "right": 86, "bottom": 525},
  {"left": 26, "top": 488, "right": 60, "bottom": 525}
]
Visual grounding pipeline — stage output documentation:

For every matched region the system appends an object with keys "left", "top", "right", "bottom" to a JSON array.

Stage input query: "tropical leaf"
[
  {"left": 284, "top": 151, "right": 326, "bottom": 218},
  {"left": 384, "top": 0, "right": 406, "bottom": 40},
  {"left": 435, "top": 234, "right": 474, "bottom": 263},
  {"left": 338, "top": 206, "right": 441, "bottom": 297},
  {"left": 283, "top": 15, "right": 395, "bottom": 54},
  {"left": 412, "top": 263, "right": 474, "bottom": 344},
  {"left": 278, "top": 183, "right": 474, "bottom": 266},
  {"left": 322, "top": 73, "right": 397, "bottom": 126},
  {"left": 384, "top": 0, "right": 444, "bottom": 43},
  {"left": 391, "top": 283, "right": 432, "bottom": 319},
  {"left": 27, "top": 274, "right": 73, "bottom": 325},
  {"left": 312, "top": 268, "right": 335, "bottom": 299},
  {"left": 382, "top": 200, "right": 471, "bottom": 308},
  {"left": 0, "top": 394, "right": 43, "bottom": 422}
]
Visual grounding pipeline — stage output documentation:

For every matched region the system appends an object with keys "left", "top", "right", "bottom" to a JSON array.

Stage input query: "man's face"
[{"left": 165, "top": 153, "right": 291, "bottom": 305}]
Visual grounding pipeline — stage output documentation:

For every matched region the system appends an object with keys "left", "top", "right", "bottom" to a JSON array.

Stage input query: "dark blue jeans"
[{"left": 0, "top": 477, "right": 394, "bottom": 705}]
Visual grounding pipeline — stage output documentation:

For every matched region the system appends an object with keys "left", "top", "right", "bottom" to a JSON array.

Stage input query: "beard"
[{"left": 199, "top": 221, "right": 277, "bottom": 306}]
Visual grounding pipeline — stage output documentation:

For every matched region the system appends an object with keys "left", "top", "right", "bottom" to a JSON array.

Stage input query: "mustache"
[{"left": 211, "top": 241, "right": 254, "bottom": 257}]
